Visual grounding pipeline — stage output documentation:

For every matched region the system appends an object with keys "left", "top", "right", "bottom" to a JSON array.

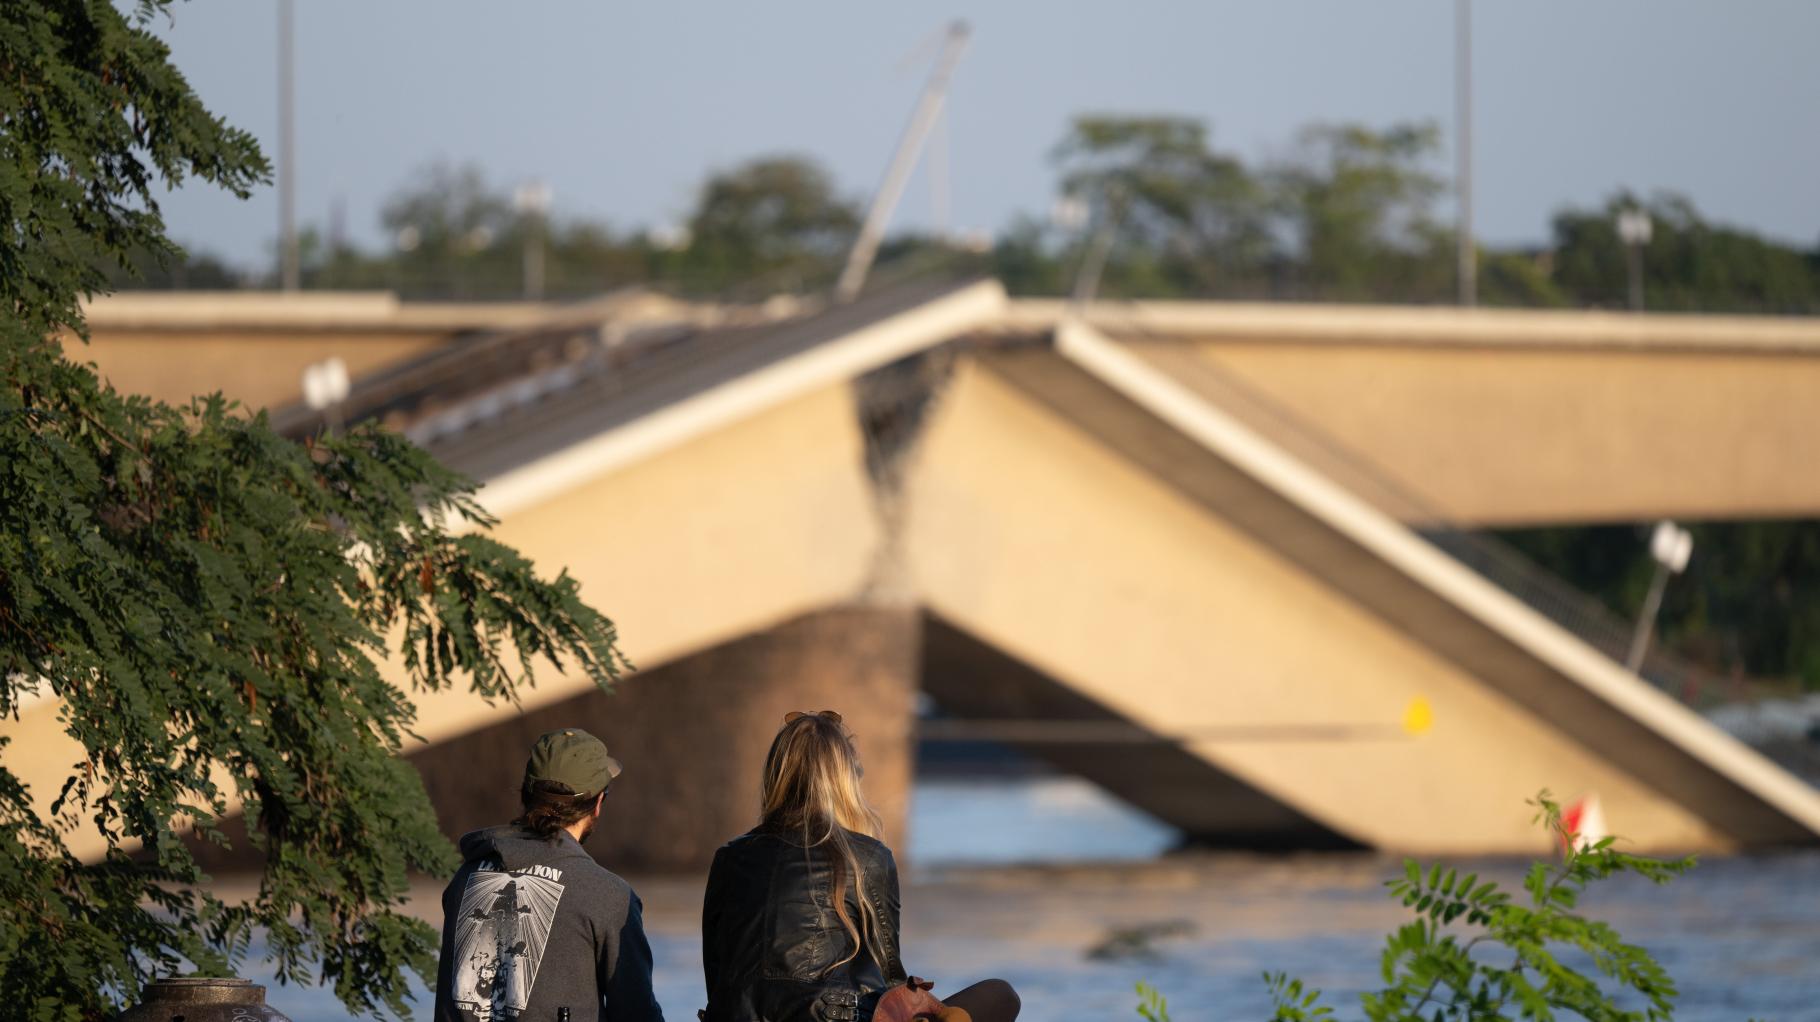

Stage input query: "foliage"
[
  {"left": 113, "top": 110, "right": 1820, "bottom": 320},
  {"left": 1263, "top": 973, "right": 1333, "bottom": 1022},
  {"left": 1051, "top": 114, "right": 1273, "bottom": 296},
  {"left": 1549, "top": 192, "right": 1820, "bottom": 314},
  {"left": 681, "top": 154, "right": 860, "bottom": 294},
  {"left": 1502, "top": 521, "right": 1820, "bottom": 690},
  {"left": 0, "top": 0, "right": 267, "bottom": 336},
  {"left": 101, "top": 243, "right": 242, "bottom": 291},
  {"left": 1262, "top": 792, "right": 1694, "bottom": 1022},
  {"left": 0, "top": 3, "right": 631, "bottom": 1018},
  {"left": 376, "top": 162, "right": 516, "bottom": 296},
  {"left": 1270, "top": 122, "right": 1451, "bottom": 302},
  {"left": 1134, "top": 980, "right": 1172, "bottom": 1022},
  {"left": 230, "top": 156, "right": 861, "bottom": 300}
]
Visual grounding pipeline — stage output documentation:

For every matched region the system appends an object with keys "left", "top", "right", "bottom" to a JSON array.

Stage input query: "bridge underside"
[{"left": 918, "top": 613, "right": 1360, "bottom": 850}]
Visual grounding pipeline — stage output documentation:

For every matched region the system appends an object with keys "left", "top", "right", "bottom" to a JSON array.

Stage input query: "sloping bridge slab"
[{"left": 906, "top": 323, "right": 1820, "bottom": 853}]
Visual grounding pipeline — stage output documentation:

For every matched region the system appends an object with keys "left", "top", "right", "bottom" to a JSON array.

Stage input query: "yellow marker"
[{"left": 1402, "top": 696, "right": 1434, "bottom": 736}]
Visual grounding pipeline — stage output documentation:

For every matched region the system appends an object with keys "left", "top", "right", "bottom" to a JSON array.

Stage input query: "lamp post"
[
  {"left": 1625, "top": 519, "right": 1692, "bottom": 675},
  {"left": 1616, "top": 208, "right": 1653, "bottom": 312},
  {"left": 514, "top": 181, "right": 552, "bottom": 301},
  {"left": 277, "top": 0, "right": 299, "bottom": 292},
  {"left": 301, "top": 356, "right": 350, "bottom": 436},
  {"left": 1069, "top": 188, "right": 1122, "bottom": 307},
  {"left": 1454, "top": 0, "right": 1475, "bottom": 307}
]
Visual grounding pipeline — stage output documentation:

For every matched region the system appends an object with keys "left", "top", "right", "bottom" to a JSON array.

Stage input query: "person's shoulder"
[
  {"left": 844, "top": 829, "right": 896, "bottom": 865},
  {"left": 562, "top": 851, "right": 630, "bottom": 888},
  {"left": 718, "top": 826, "right": 782, "bottom": 855},
  {"left": 563, "top": 858, "right": 644, "bottom": 920}
]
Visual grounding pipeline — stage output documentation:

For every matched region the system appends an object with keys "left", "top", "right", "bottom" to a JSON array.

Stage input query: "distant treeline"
[
  {"left": 111, "top": 115, "right": 1820, "bottom": 690},
  {"left": 122, "top": 114, "right": 1820, "bottom": 315}
]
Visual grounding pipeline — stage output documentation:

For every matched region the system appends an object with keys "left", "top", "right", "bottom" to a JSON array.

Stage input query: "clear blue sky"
[{"left": 144, "top": 0, "right": 1820, "bottom": 270}]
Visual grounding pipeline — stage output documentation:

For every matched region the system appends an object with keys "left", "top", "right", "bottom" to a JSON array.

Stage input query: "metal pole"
[
  {"left": 835, "top": 21, "right": 971, "bottom": 303},
  {"left": 1454, "top": 0, "right": 1476, "bottom": 307},
  {"left": 930, "top": 106, "right": 951, "bottom": 242},
  {"left": 1626, "top": 241, "right": 1644, "bottom": 312},
  {"left": 1071, "top": 194, "right": 1119, "bottom": 306},
  {"left": 1625, "top": 561, "right": 1671, "bottom": 674},
  {"left": 277, "top": 0, "right": 299, "bottom": 292},
  {"left": 524, "top": 214, "right": 545, "bottom": 301}
]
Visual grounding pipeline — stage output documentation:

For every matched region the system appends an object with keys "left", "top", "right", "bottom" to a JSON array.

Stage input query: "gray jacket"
[{"left": 435, "top": 825, "right": 664, "bottom": 1022}]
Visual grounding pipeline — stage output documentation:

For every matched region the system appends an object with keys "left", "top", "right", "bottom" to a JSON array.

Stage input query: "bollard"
[{"left": 116, "top": 978, "right": 293, "bottom": 1022}]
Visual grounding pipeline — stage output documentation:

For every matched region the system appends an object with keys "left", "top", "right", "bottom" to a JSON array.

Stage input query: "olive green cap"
[{"left": 523, "top": 728, "right": 621, "bottom": 798}]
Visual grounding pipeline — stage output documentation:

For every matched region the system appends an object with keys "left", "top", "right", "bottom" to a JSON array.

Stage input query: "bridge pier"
[{"left": 411, "top": 606, "right": 919, "bottom": 873}]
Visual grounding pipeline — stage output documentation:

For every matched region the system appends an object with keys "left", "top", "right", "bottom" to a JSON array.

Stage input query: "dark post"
[{"left": 117, "top": 978, "right": 293, "bottom": 1022}]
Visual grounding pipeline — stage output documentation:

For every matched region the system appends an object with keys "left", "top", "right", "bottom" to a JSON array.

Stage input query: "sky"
[{"left": 142, "top": 0, "right": 1820, "bottom": 271}]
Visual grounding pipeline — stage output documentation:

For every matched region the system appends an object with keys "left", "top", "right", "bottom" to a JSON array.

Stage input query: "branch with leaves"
[
  {"left": 1262, "top": 792, "right": 1694, "bottom": 1022},
  {"left": 0, "top": 5, "right": 629, "bottom": 1019}
]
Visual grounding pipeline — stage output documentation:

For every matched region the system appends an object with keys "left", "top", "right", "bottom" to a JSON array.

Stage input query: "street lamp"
[
  {"left": 301, "top": 356, "right": 351, "bottom": 436},
  {"left": 1455, "top": 0, "right": 1475, "bottom": 307},
  {"left": 1616, "top": 208, "right": 1653, "bottom": 312},
  {"left": 277, "top": 0, "right": 299, "bottom": 292},
  {"left": 514, "top": 181, "right": 552, "bottom": 301},
  {"left": 1625, "top": 519, "right": 1692, "bottom": 675}
]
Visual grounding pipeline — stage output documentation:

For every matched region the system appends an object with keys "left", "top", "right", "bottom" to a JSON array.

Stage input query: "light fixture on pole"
[
  {"left": 1616, "top": 208, "right": 1652, "bottom": 312},
  {"left": 1625, "top": 519, "right": 1692, "bottom": 675},
  {"left": 1070, "top": 186, "right": 1122, "bottom": 307},
  {"left": 514, "top": 181, "right": 552, "bottom": 301},
  {"left": 301, "top": 357, "right": 351, "bottom": 436}
]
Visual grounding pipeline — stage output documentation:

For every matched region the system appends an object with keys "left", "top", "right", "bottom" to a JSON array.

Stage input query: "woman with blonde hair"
[{"left": 701, "top": 710, "right": 1020, "bottom": 1022}]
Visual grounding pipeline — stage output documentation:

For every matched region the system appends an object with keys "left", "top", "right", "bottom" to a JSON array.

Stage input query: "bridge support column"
[{"left": 411, "top": 606, "right": 919, "bottom": 873}]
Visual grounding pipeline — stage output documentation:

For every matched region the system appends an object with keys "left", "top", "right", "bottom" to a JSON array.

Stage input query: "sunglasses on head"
[{"left": 783, "top": 709, "right": 844, "bottom": 725}]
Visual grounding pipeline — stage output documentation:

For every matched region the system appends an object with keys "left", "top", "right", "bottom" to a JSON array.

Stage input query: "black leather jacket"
[{"left": 701, "top": 823, "right": 907, "bottom": 1022}]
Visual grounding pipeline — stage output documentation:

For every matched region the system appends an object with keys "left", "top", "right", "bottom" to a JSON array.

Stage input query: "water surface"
[{"left": 252, "top": 777, "right": 1820, "bottom": 1020}]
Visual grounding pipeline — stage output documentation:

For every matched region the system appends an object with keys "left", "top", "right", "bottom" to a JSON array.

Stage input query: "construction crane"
[{"left": 835, "top": 20, "right": 971, "bottom": 303}]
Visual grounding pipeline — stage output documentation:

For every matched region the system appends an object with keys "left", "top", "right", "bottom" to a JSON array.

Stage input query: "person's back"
[
  {"left": 436, "top": 728, "right": 664, "bottom": 1022},
  {"left": 702, "top": 821, "right": 904, "bottom": 1022},
  {"left": 700, "top": 710, "right": 1017, "bottom": 1022}
]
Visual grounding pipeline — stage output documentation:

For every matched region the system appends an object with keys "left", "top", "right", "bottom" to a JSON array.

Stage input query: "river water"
[{"left": 253, "top": 777, "right": 1820, "bottom": 1021}]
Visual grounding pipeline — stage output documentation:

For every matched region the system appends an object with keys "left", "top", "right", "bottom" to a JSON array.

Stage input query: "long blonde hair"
[{"left": 760, "top": 711, "right": 885, "bottom": 975}]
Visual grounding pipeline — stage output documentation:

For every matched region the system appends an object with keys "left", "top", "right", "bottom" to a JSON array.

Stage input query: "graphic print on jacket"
[{"left": 450, "top": 862, "right": 567, "bottom": 1021}]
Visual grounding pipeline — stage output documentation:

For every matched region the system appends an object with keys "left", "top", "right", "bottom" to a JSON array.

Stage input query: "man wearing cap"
[{"left": 435, "top": 729, "right": 665, "bottom": 1022}]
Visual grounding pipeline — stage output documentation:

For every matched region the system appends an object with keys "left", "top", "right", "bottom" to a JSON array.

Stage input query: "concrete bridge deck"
[
  {"left": 14, "top": 284, "right": 1820, "bottom": 868},
  {"left": 1006, "top": 299, "right": 1820, "bottom": 526}
]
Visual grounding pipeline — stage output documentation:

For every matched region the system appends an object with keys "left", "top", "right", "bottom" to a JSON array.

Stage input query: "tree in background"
[
  {"left": 376, "top": 163, "right": 514, "bottom": 298},
  {"left": 1502, "top": 521, "right": 1820, "bottom": 690},
  {"left": 1270, "top": 122, "right": 1452, "bottom": 302},
  {"left": 264, "top": 156, "right": 859, "bottom": 301},
  {"left": 680, "top": 154, "right": 860, "bottom": 294},
  {"left": 1049, "top": 114, "right": 1272, "bottom": 297},
  {"left": 1018, "top": 115, "right": 1458, "bottom": 302},
  {"left": 99, "top": 106, "right": 1820, "bottom": 317},
  {"left": 1, "top": 3, "right": 629, "bottom": 1018},
  {"left": 1549, "top": 191, "right": 1820, "bottom": 314}
]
